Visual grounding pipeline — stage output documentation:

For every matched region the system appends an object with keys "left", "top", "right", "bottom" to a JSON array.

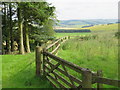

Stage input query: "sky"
[{"left": 46, "top": 0, "right": 119, "bottom": 20}]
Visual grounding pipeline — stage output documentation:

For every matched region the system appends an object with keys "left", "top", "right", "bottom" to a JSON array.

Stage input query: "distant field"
[
  {"left": 54, "top": 23, "right": 118, "bottom": 38},
  {"left": 55, "top": 24, "right": 89, "bottom": 28},
  {"left": 55, "top": 33, "right": 91, "bottom": 38},
  {"left": 55, "top": 23, "right": 118, "bottom": 31},
  {"left": 82, "top": 23, "right": 118, "bottom": 31}
]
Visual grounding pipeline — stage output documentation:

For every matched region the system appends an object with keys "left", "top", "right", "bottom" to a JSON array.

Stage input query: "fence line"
[{"left": 35, "top": 36, "right": 120, "bottom": 88}]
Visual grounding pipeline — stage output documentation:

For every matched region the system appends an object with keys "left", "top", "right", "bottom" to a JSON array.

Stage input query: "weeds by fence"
[{"left": 35, "top": 36, "right": 120, "bottom": 88}]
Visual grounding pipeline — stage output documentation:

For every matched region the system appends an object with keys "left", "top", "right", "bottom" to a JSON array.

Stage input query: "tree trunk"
[
  {"left": 24, "top": 21, "right": 31, "bottom": 53},
  {"left": 9, "top": 3, "right": 14, "bottom": 52},
  {"left": 6, "top": 3, "right": 11, "bottom": 54},
  {"left": 17, "top": 3, "right": 25, "bottom": 54}
]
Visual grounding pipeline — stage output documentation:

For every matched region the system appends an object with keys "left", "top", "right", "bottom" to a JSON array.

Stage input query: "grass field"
[
  {"left": 57, "top": 31, "right": 118, "bottom": 88},
  {"left": 55, "top": 23, "right": 118, "bottom": 31},
  {"left": 84, "top": 24, "right": 118, "bottom": 31},
  {"left": 2, "top": 53, "right": 52, "bottom": 88},
  {"left": 82, "top": 23, "right": 118, "bottom": 31},
  {"left": 55, "top": 33, "right": 91, "bottom": 38},
  {"left": 54, "top": 23, "right": 118, "bottom": 38}
]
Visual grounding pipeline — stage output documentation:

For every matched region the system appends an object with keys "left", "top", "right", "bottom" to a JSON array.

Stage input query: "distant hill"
[
  {"left": 55, "top": 19, "right": 118, "bottom": 28},
  {"left": 54, "top": 23, "right": 118, "bottom": 33}
]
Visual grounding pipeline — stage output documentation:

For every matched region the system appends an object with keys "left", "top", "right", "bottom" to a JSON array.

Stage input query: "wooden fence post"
[
  {"left": 52, "top": 45, "right": 54, "bottom": 51},
  {"left": 82, "top": 69, "right": 92, "bottom": 89},
  {"left": 43, "top": 48, "right": 46, "bottom": 76},
  {"left": 97, "top": 70, "right": 103, "bottom": 89},
  {"left": 68, "top": 36, "right": 70, "bottom": 39},
  {"left": 35, "top": 46, "right": 42, "bottom": 76},
  {"left": 65, "top": 36, "right": 66, "bottom": 40},
  {"left": 61, "top": 38, "right": 63, "bottom": 42}
]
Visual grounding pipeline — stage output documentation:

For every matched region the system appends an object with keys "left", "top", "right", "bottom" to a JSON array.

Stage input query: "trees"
[
  {"left": 9, "top": 3, "right": 14, "bottom": 52},
  {"left": 2, "top": 3, "right": 11, "bottom": 54},
  {"left": 17, "top": 3, "right": 25, "bottom": 54},
  {"left": 2, "top": 2, "right": 56, "bottom": 54}
]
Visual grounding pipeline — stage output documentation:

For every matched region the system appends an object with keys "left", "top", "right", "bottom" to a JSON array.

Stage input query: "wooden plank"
[
  {"left": 97, "top": 70, "right": 103, "bottom": 89},
  {"left": 49, "top": 63, "right": 60, "bottom": 73},
  {"left": 93, "top": 76, "right": 120, "bottom": 87},
  {"left": 47, "top": 60, "right": 59, "bottom": 81},
  {"left": 44, "top": 60, "right": 82, "bottom": 84},
  {"left": 53, "top": 72, "right": 75, "bottom": 88},
  {"left": 46, "top": 39, "right": 61, "bottom": 50},
  {"left": 61, "top": 64, "right": 76, "bottom": 88},
  {"left": 44, "top": 51, "right": 87, "bottom": 73},
  {"left": 46, "top": 77, "right": 58, "bottom": 88},
  {"left": 57, "top": 67, "right": 82, "bottom": 85},
  {"left": 45, "top": 65, "right": 76, "bottom": 88},
  {"left": 47, "top": 74, "right": 66, "bottom": 88},
  {"left": 51, "top": 44, "right": 60, "bottom": 54},
  {"left": 61, "top": 40, "right": 67, "bottom": 45},
  {"left": 46, "top": 36, "right": 67, "bottom": 50}
]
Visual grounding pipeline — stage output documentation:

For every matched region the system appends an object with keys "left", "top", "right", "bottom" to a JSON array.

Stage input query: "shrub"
[{"left": 115, "top": 32, "right": 120, "bottom": 39}]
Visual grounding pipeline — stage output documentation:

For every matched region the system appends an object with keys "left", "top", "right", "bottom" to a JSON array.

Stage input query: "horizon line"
[{"left": 58, "top": 19, "right": 118, "bottom": 21}]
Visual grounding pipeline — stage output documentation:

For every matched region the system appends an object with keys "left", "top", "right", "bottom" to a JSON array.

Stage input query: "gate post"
[
  {"left": 82, "top": 69, "right": 92, "bottom": 89},
  {"left": 97, "top": 70, "right": 103, "bottom": 89},
  {"left": 43, "top": 48, "right": 46, "bottom": 76},
  {"left": 68, "top": 36, "right": 70, "bottom": 39},
  {"left": 35, "top": 46, "right": 42, "bottom": 76}
]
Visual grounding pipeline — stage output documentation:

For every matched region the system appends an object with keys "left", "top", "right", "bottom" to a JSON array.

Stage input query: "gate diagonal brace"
[
  {"left": 61, "top": 64, "right": 76, "bottom": 88},
  {"left": 49, "top": 63, "right": 60, "bottom": 74},
  {"left": 46, "top": 57, "right": 58, "bottom": 80}
]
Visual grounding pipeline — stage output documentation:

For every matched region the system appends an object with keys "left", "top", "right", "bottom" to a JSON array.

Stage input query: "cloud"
[{"left": 47, "top": 0, "right": 119, "bottom": 20}]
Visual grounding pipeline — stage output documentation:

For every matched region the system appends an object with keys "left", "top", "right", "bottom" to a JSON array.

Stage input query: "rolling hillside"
[
  {"left": 55, "top": 19, "right": 118, "bottom": 28},
  {"left": 81, "top": 23, "right": 118, "bottom": 31}
]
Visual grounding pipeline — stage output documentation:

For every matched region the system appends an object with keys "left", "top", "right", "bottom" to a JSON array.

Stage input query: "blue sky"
[{"left": 47, "top": 0, "right": 119, "bottom": 20}]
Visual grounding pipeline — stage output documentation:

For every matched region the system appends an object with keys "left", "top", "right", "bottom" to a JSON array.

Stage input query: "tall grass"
[{"left": 57, "top": 31, "right": 118, "bottom": 87}]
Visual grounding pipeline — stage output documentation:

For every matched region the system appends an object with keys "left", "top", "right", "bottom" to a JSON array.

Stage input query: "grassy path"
[{"left": 2, "top": 53, "right": 52, "bottom": 88}]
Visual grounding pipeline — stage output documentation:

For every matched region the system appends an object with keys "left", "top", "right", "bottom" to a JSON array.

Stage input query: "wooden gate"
[{"left": 35, "top": 36, "right": 120, "bottom": 89}]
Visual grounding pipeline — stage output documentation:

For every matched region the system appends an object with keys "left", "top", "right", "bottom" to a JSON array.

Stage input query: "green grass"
[
  {"left": 2, "top": 53, "right": 53, "bottom": 88},
  {"left": 57, "top": 31, "right": 118, "bottom": 88},
  {"left": 55, "top": 33, "right": 90, "bottom": 38}
]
